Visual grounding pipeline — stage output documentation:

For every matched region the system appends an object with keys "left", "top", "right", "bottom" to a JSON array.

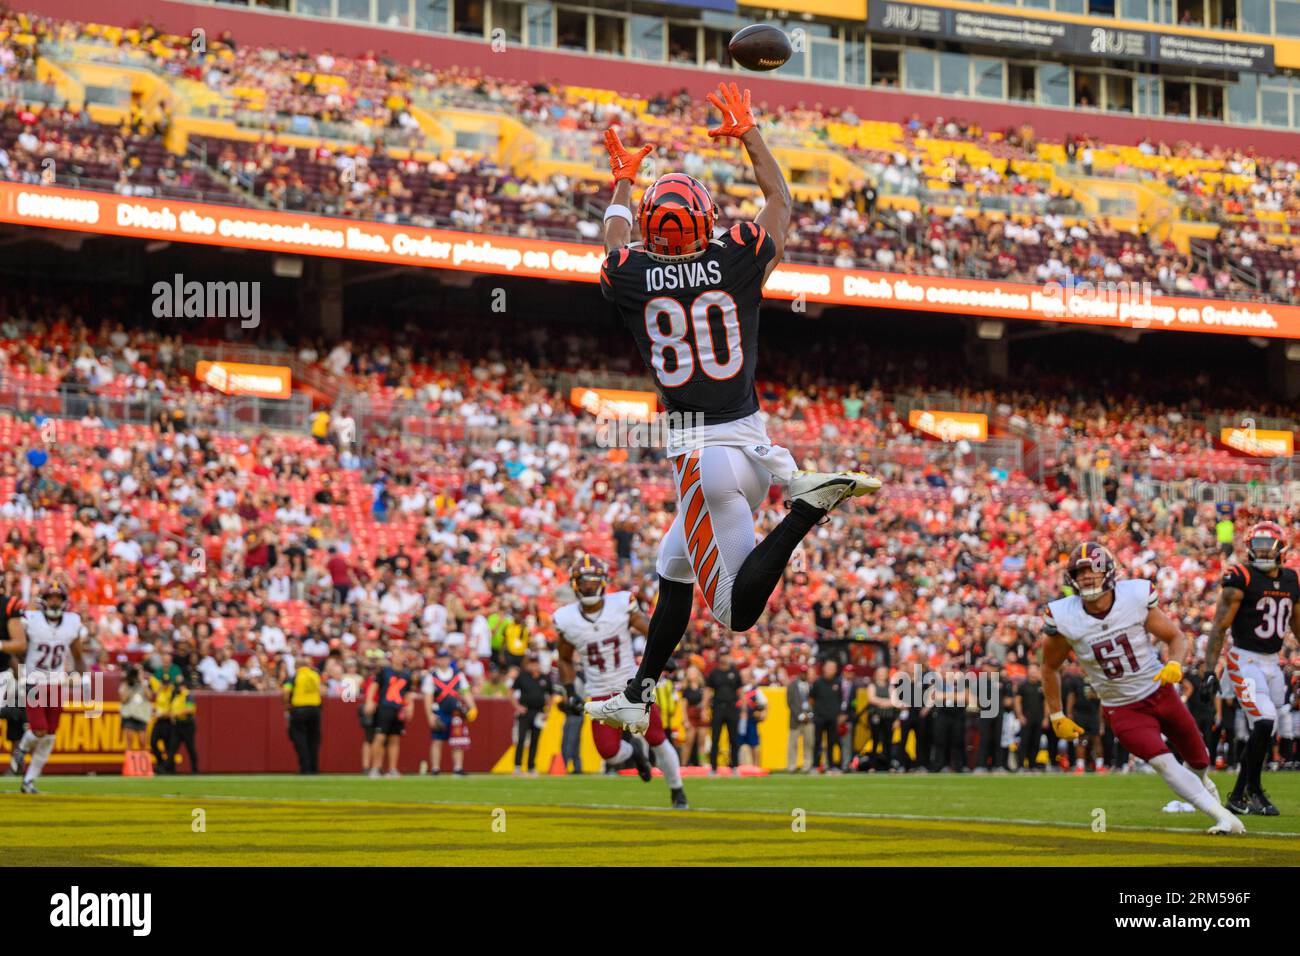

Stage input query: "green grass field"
[{"left": 5, "top": 771, "right": 1300, "bottom": 866}]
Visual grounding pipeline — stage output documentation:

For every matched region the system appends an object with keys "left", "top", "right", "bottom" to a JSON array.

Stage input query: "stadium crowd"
[
  {"left": 2, "top": 11, "right": 1300, "bottom": 302},
  {"left": 0, "top": 279, "right": 1293, "bottom": 775}
]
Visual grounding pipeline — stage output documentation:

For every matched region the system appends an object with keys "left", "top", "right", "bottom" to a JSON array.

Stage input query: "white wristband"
[
  {"left": 603, "top": 204, "right": 633, "bottom": 225},
  {"left": 1049, "top": 711, "right": 1065, "bottom": 722}
]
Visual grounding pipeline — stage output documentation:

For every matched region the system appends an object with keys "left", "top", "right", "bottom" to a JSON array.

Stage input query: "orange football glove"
[
  {"left": 604, "top": 128, "right": 652, "bottom": 184},
  {"left": 706, "top": 82, "right": 756, "bottom": 140}
]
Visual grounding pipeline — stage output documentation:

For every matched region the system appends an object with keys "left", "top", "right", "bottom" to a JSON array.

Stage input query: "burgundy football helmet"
[{"left": 1065, "top": 542, "right": 1117, "bottom": 601}]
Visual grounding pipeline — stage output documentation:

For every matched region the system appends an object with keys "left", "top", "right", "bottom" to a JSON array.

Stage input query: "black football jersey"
[
  {"left": 0, "top": 594, "right": 24, "bottom": 672},
  {"left": 600, "top": 222, "right": 777, "bottom": 426},
  {"left": 1223, "top": 563, "right": 1300, "bottom": 654}
]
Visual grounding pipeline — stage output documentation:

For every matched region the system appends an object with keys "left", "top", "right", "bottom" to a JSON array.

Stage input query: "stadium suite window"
[
  {"left": 493, "top": 1, "right": 524, "bottom": 42},
  {"left": 337, "top": 0, "right": 370, "bottom": 20},
  {"left": 455, "top": 0, "right": 486, "bottom": 35},
  {"left": 526, "top": 3, "right": 551, "bottom": 45},
  {"left": 1237, "top": 0, "right": 1269, "bottom": 31},
  {"left": 377, "top": 0, "right": 411, "bottom": 27},
  {"left": 415, "top": 0, "right": 450, "bottom": 32},
  {"left": 845, "top": 36, "right": 867, "bottom": 85},
  {"left": 904, "top": 48, "right": 936, "bottom": 92},
  {"left": 939, "top": 52, "right": 969, "bottom": 96},
  {"left": 557, "top": 8, "right": 588, "bottom": 50},
  {"left": 593, "top": 14, "right": 624, "bottom": 55},
  {"left": 1278, "top": 0, "right": 1300, "bottom": 34},
  {"left": 1227, "top": 73, "right": 1258, "bottom": 123},
  {"left": 1121, "top": 0, "right": 1151, "bottom": 19},
  {"left": 702, "top": 27, "right": 734, "bottom": 68},
  {"left": 1038, "top": 62, "right": 1071, "bottom": 106},
  {"left": 1261, "top": 78, "right": 1291, "bottom": 124},
  {"left": 811, "top": 38, "right": 840, "bottom": 81},
  {"left": 871, "top": 47, "right": 900, "bottom": 87},
  {"left": 295, "top": 0, "right": 332, "bottom": 17},
  {"left": 975, "top": 58, "right": 1004, "bottom": 98},
  {"left": 667, "top": 21, "right": 697, "bottom": 63},
  {"left": 632, "top": 16, "right": 664, "bottom": 61}
]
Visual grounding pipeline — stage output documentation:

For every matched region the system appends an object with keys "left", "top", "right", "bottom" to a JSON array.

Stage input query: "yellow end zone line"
[{"left": 11, "top": 790, "right": 1299, "bottom": 842}]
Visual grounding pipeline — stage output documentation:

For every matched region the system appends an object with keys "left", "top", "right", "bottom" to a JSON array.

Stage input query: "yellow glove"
[
  {"left": 1050, "top": 712, "right": 1085, "bottom": 740},
  {"left": 466, "top": 706, "right": 478, "bottom": 723},
  {"left": 1153, "top": 661, "right": 1183, "bottom": 686}
]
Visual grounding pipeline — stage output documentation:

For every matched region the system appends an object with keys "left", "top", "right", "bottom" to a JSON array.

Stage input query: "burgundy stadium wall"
[
  {"left": 194, "top": 694, "right": 518, "bottom": 774},
  {"left": 27, "top": 0, "right": 1300, "bottom": 156}
]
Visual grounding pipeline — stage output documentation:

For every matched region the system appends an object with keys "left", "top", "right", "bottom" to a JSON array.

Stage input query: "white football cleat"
[
  {"left": 785, "top": 471, "right": 882, "bottom": 514},
  {"left": 1207, "top": 813, "right": 1246, "bottom": 835},
  {"left": 585, "top": 691, "right": 650, "bottom": 735}
]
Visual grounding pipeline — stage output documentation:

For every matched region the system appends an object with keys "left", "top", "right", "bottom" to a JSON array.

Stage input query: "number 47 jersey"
[
  {"left": 600, "top": 224, "right": 777, "bottom": 427},
  {"left": 1042, "top": 579, "right": 1163, "bottom": 707},
  {"left": 553, "top": 590, "right": 638, "bottom": 699}
]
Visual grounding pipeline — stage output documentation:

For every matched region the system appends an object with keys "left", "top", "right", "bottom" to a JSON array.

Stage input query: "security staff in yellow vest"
[
  {"left": 149, "top": 675, "right": 174, "bottom": 774},
  {"left": 283, "top": 656, "right": 323, "bottom": 774},
  {"left": 168, "top": 680, "right": 199, "bottom": 774}
]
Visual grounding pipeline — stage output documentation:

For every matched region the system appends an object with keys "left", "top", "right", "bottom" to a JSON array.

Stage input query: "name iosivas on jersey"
[
  {"left": 553, "top": 591, "right": 639, "bottom": 699},
  {"left": 601, "top": 223, "right": 777, "bottom": 455},
  {"left": 1043, "top": 579, "right": 1163, "bottom": 708}
]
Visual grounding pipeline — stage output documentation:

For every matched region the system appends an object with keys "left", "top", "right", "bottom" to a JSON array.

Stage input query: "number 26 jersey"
[
  {"left": 1043, "top": 579, "right": 1162, "bottom": 707},
  {"left": 600, "top": 223, "right": 777, "bottom": 427}
]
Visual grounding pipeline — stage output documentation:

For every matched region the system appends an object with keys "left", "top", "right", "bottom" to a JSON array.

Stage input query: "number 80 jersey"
[
  {"left": 1042, "top": 579, "right": 1162, "bottom": 707},
  {"left": 1223, "top": 563, "right": 1300, "bottom": 655},
  {"left": 600, "top": 224, "right": 777, "bottom": 427},
  {"left": 553, "top": 591, "right": 637, "bottom": 699}
]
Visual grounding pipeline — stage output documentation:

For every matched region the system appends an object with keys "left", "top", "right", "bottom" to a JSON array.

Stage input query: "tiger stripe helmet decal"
[{"left": 639, "top": 173, "right": 716, "bottom": 262}]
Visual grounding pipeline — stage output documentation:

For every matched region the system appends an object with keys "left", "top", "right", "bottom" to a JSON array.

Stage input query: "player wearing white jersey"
[
  {"left": 11, "top": 583, "right": 83, "bottom": 794},
  {"left": 1041, "top": 543, "right": 1244, "bottom": 835},
  {"left": 556, "top": 556, "right": 687, "bottom": 809}
]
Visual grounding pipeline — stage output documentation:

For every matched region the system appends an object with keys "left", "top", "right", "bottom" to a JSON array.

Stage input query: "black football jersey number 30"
[
  {"left": 1223, "top": 563, "right": 1300, "bottom": 654},
  {"left": 600, "top": 223, "right": 777, "bottom": 427}
]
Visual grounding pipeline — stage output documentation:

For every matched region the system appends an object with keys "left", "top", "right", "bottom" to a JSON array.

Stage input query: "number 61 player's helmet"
[
  {"left": 639, "top": 173, "right": 716, "bottom": 262},
  {"left": 1247, "top": 520, "right": 1288, "bottom": 573},
  {"left": 1065, "top": 542, "right": 1117, "bottom": 601}
]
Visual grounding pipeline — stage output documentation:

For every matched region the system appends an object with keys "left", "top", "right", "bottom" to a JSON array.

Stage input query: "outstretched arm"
[
  {"left": 602, "top": 129, "right": 651, "bottom": 253},
  {"left": 707, "top": 83, "right": 789, "bottom": 283},
  {"left": 1042, "top": 634, "right": 1084, "bottom": 740}
]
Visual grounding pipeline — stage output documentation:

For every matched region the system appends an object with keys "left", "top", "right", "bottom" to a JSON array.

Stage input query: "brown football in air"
[{"left": 728, "top": 23, "right": 792, "bottom": 72}]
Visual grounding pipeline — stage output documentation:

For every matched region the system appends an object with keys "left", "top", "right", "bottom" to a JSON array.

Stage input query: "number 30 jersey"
[
  {"left": 23, "top": 609, "right": 81, "bottom": 686},
  {"left": 600, "top": 223, "right": 777, "bottom": 427},
  {"left": 1042, "top": 579, "right": 1162, "bottom": 707},
  {"left": 1222, "top": 563, "right": 1300, "bottom": 655},
  {"left": 553, "top": 590, "right": 637, "bottom": 698}
]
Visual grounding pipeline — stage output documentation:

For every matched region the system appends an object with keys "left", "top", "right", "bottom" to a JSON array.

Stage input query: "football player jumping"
[
  {"left": 588, "top": 83, "right": 881, "bottom": 734},
  {"left": 1206, "top": 520, "right": 1299, "bottom": 817},
  {"left": 1041, "top": 544, "right": 1244, "bottom": 834},
  {"left": 11, "top": 583, "right": 83, "bottom": 793},
  {"left": 556, "top": 556, "right": 687, "bottom": 809}
]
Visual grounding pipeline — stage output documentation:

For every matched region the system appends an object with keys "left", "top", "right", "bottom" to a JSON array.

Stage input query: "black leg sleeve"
[
  {"left": 727, "top": 501, "right": 823, "bottom": 632},
  {"left": 626, "top": 576, "right": 696, "bottom": 698}
]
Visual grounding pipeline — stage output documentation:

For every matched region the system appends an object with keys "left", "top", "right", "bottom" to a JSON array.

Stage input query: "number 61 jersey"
[
  {"left": 600, "top": 224, "right": 776, "bottom": 427},
  {"left": 1222, "top": 562, "right": 1300, "bottom": 655},
  {"left": 553, "top": 590, "right": 638, "bottom": 699},
  {"left": 1042, "top": 579, "right": 1163, "bottom": 707}
]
